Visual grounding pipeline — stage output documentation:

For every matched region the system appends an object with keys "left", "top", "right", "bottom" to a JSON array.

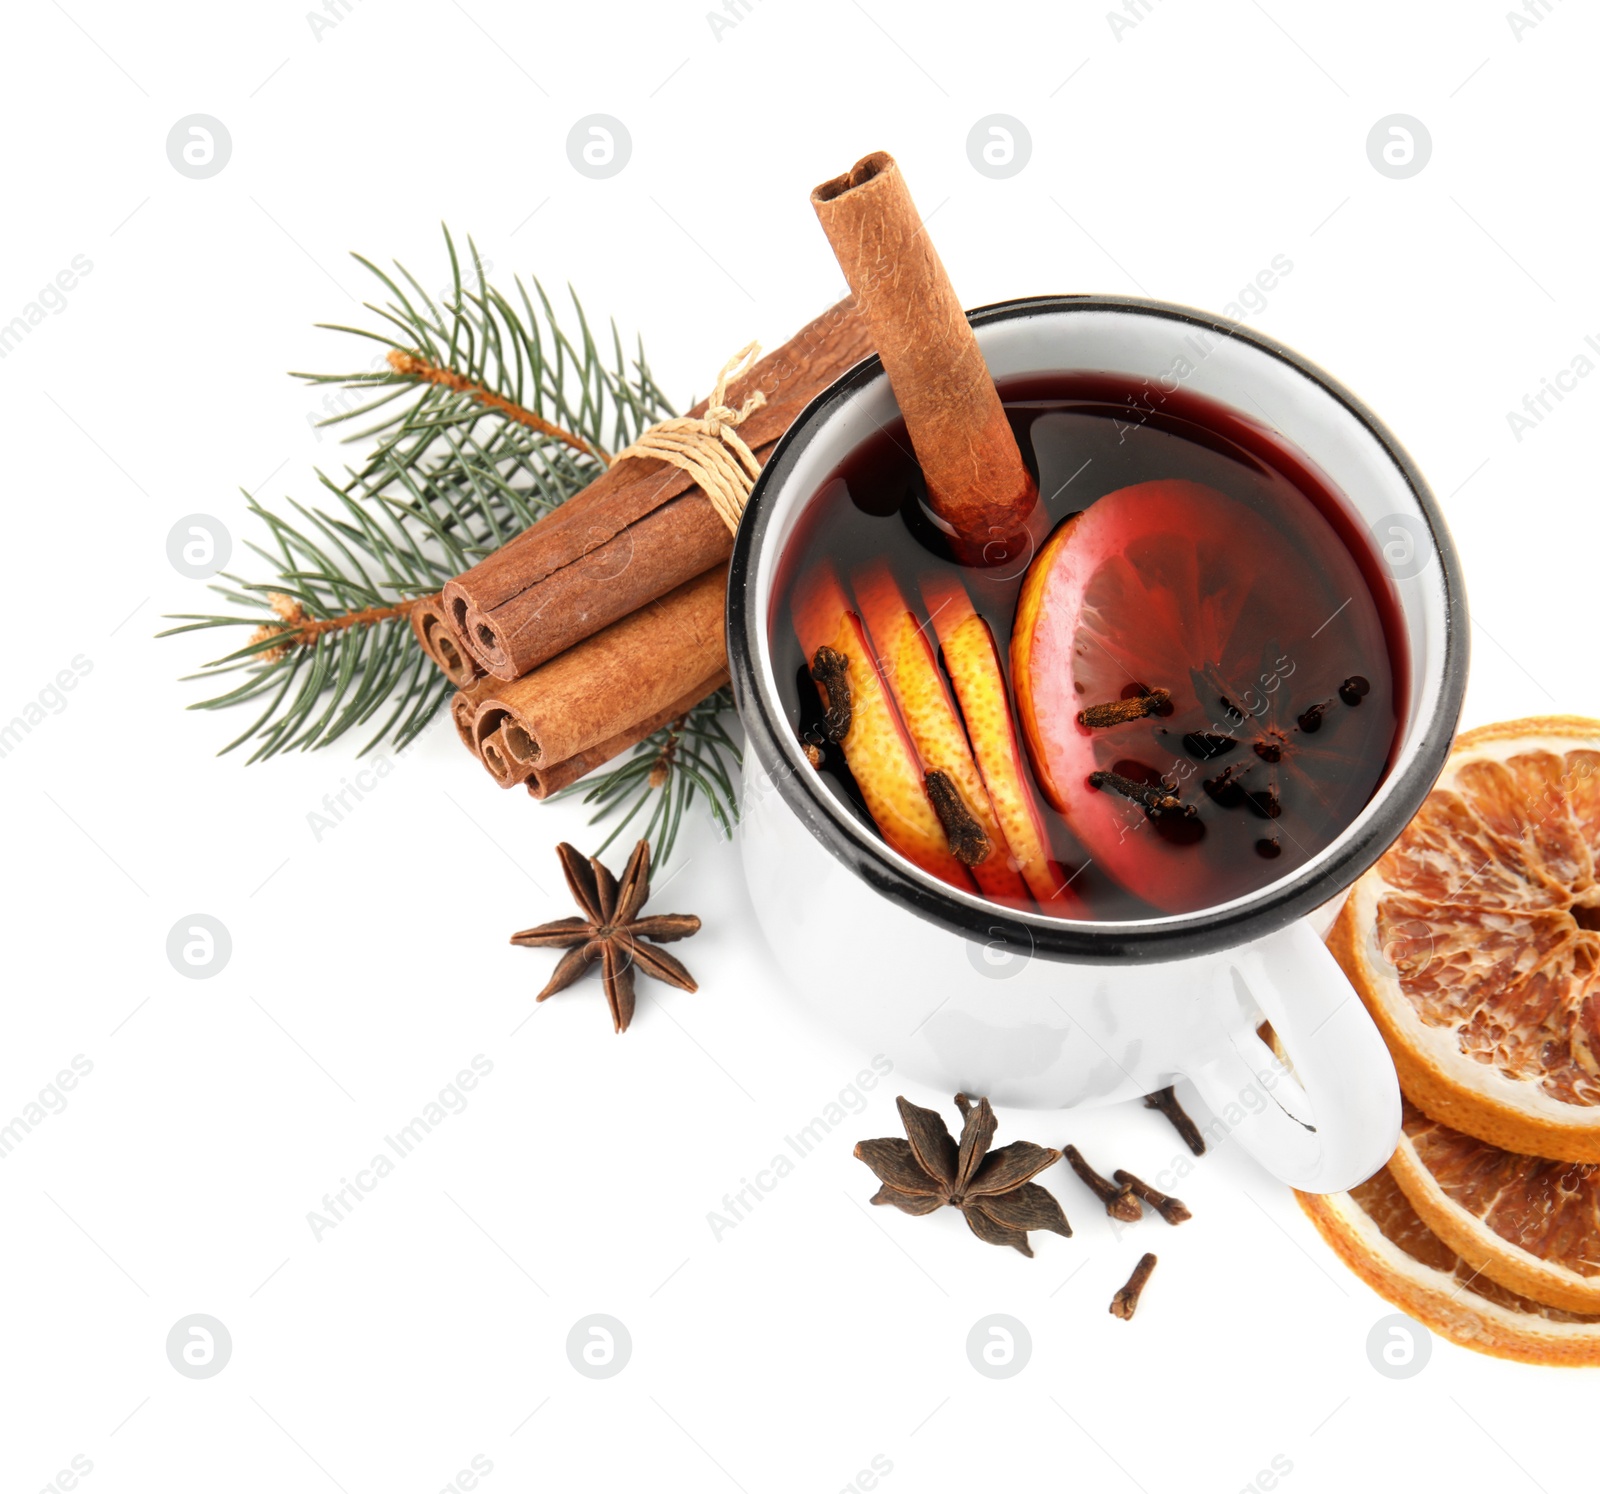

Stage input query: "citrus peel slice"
[
  {"left": 921, "top": 571, "right": 1074, "bottom": 909},
  {"left": 1330, "top": 716, "right": 1600, "bottom": 1161},
  {"left": 792, "top": 562, "right": 972, "bottom": 889},
  {"left": 853, "top": 561, "right": 1030, "bottom": 904},
  {"left": 1388, "top": 1098, "right": 1600, "bottom": 1314},
  {"left": 1296, "top": 1164, "right": 1600, "bottom": 1367}
]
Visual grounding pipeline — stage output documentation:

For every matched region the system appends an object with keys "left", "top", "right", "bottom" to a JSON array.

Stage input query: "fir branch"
[
  {"left": 159, "top": 483, "right": 462, "bottom": 761},
  {"left": 564, "top": 690, "right": 743, "bottom": 865},
  {"left": 299, "top": 226, "right": 673, "bottom": 497},
  {"left": 247, "top": 591, "right": 430, "bottom": 659},
  {"left": 384, "top": 349, "right": 609, "bottom": 464},
  {"left": 161, "top": 226, "right": 738, "bottom": 862}
]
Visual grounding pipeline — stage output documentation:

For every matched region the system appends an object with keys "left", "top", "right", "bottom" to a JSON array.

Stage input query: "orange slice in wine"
[
  {"left": 792, "top": 562, "right": 972, "bottom": 889},
  {"left": 1330, "top": 716, "right": 1600, "bottom": 1162},
  {"left": 920, "top": 572, "right": 1073, "bottom": 909},
  {"left": 853, "top": 561, "right": 1030, "bottom": 905},
  {"left": 1012, "top": 478, "right": 1392, "bottom": 913}
]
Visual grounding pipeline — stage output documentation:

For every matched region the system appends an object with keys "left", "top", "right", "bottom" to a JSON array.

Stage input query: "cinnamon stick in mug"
[
  {"left": 810, "top": 151, "right": 1039, "bottom": 564},
  {"left": 471, "top": 566, "right": 726, "bottom": 785},
  {"left": 440, "top": 298, "right": 873, "bottom": 681},
  {"left": 525, "top": 669, "right": 730, "bottom": 800}
]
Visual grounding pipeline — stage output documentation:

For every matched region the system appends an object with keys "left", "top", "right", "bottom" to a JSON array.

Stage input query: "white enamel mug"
[{"left": 727, "top": 295, "right": 1467, "bottom": 1193}]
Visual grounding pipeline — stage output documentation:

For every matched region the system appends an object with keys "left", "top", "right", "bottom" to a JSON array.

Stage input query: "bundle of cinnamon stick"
[
  {"left": 416, "top": 296, "right": 874, "bottom": 795},
  {"left": 417, "top": 151, "right": 1037, "bottom": 806}
]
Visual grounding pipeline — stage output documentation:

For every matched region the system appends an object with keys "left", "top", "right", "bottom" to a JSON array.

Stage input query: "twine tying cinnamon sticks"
[
  {"left": 409, "top": 344, "right": 767, "bottom": 687},
  {"left": 431, "top": 313, "right": 869, "bottom": 795},
  {"left": 609, "top": 341, "right": 768, "bottom": 535},
  {"left": 441, "top": 302, "right": 870, "bottom": 681},
  {"left": 442, "top": 343, "right": 771, "bottom": 795}
]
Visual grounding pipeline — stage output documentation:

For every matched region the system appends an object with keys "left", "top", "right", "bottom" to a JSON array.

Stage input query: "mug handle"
[{"left": 1175, "top": 920, "right": 1400, "bottom": 1193}]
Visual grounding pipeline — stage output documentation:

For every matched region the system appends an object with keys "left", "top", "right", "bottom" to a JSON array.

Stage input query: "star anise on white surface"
[
  {"left": 855, "top": 1094, "right": 1072, "bottom": 1255},
  {"left": 510, "top": 840, "right": 700, "bottom": 1033}
]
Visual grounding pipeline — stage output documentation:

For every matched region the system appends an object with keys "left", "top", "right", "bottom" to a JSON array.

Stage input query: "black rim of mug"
[{"left": 726, "top": 294, "right": 1469, "bottom": 965}]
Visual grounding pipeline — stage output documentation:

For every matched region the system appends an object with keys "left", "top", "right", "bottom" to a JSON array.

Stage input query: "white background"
[{"left": 2, "top": 1, "right": 1597, "bottom": 1491}]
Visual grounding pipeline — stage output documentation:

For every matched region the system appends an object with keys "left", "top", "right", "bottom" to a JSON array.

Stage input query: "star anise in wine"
[
  {"left": 510, "top": 839, "right": 700, "bottom": 1034},
  {"left": 855, "top": 1094, "right": 1071, "bottom": 1255}
]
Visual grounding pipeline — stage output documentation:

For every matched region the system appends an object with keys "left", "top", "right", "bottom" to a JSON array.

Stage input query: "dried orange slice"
[
  {"left": 1330, "top": 716, "right": 1600, "bottom": 1161},
  {"left": 1388, "top": 1098, "right": 1600, "bottom": 1313},
  {"left": 1297, "top": 1164, "right": 1600, "bottom": 1366}
]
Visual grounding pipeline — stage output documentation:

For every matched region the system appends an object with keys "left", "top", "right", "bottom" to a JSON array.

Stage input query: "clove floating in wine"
[
  {"left": 1203, "top": 762, "right": 1250, "bottom": 808},
  {"left": 1078, "top": 688, "right": 1172, "bottom": 729},
  {"left": 1088, "top": 769, "right": 1196, "bottom": 821},
  {"left": 925, "top": 770, "right": 992, "bottom": 867},
  {"left": 1296, "top": 699, "right": 1333, "bottom": 733},
  {"left": 1339, "top": 674, "right": 1371, "bottom": 706},
  {"left": 1252, "top": 728, "right": 1289, "bottom": 764},
  {"left": 809, "top": 645, "right": 853, "bottom": 742}
]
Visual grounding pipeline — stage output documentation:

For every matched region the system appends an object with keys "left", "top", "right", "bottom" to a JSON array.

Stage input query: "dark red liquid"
[{"left": 771, "top": 373, "right": 1406, "bottom": 921}]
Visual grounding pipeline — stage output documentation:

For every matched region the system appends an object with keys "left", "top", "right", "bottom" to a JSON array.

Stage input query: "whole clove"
[
  {"left": 1296, "top": 700, "right": 1333, "bottom": 733},
  {"left": 1144, "top": 1086, "right": 1206, "bottom": 1155},
  {"left": 1203, "top": 762, "right": 1250, "bottom": 808},
  {"left": 1077, "top": 689, "right": 1171, "bottom": 729},
  {"left": 1110, "top": 1252, "right": 1159, "bottom": 1320},
  {"left": 924, "top": 770, "right": 992, "bottom": 867},
  {"left": 1252, "top": 729, "right": 1288, "bottom": 764},
  {"left": 1113, "top": 1169, "right": 1192, "bottom": 1226},
  {"left": 1063, "top": 1144, "right": 1141, "bottom": 1222},
  {"left": 1088, "top": 769, "right": 1195, "bottom": 821},
  {"left": 810, "top": 646, "right": 853, "bottom": 742},
  {"left": 1338, "top": 674, "right": 1371, "bottom": 706}
]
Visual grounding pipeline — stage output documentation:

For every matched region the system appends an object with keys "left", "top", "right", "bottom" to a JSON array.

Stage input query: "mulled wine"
[{"left": 772, "top": 373, "right": 1404, "bottom": 921}]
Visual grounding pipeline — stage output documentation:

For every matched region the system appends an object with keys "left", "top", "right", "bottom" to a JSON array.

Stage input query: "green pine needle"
[
  {"left": 560, "top": 691, "right": 742, "bottom": 866},
  {"left": 162, "top": 226, "right": 738, "bottom": 860}
]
